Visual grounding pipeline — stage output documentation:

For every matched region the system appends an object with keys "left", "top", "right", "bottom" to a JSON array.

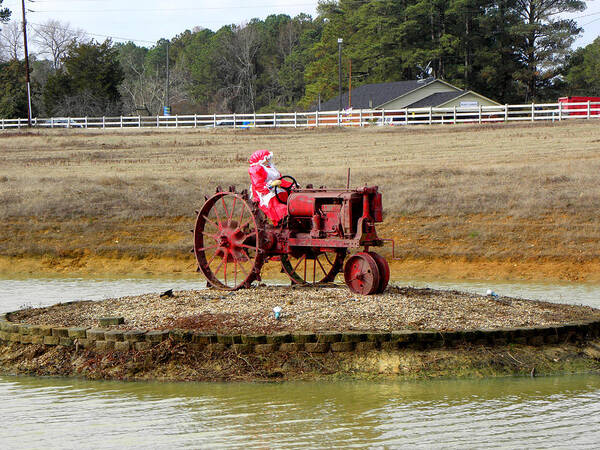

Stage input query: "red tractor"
[{"left": 193, "top": 178, "right": 390, "bottom": 294}]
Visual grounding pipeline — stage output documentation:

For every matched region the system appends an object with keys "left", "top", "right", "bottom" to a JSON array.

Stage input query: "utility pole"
[
  {"left": 165, "top": 41, "right": 170, "bottom": 115},
  {"left": 21, "top": 0, "right": 32, "bottom": 126},
  {"left": 337, "top": 38, "right": 343, "bottom": 112}
]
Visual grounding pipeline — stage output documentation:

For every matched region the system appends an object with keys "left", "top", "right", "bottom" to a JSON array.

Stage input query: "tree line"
[{"left": 1, "top": 0, "right": 599, "bottom": 119}]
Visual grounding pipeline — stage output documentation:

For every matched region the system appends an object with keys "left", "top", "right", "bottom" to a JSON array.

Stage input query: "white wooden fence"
[{"left": 1, "top": 101, "right": 599, "bottom": 130}]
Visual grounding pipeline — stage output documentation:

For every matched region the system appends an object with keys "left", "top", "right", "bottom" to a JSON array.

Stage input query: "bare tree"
[
  {"left": 0, "top": 21, "right": 23, "bottom": 61},
  {"left": 118, "top": 42, "right": 188, "bottom": 115},
  {"left": 216, "top": 23, "right": 260, "bottom": 113},
  {"left": 32, "top": 19, "right": 87, "bottom": 69}
]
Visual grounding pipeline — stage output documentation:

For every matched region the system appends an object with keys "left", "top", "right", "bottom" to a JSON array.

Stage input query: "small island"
[{"left": 1, "top": 286, "right": 600, "bottom": 382}]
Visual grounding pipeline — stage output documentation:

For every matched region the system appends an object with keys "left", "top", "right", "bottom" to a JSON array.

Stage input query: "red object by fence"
[{"left": 558, "top": 97, "right": 600, "bottom": 116}]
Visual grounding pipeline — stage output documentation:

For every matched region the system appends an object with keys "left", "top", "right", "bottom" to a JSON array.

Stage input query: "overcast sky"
[{"left": 2, "top": 0, "right": 599, "bottom": 48}]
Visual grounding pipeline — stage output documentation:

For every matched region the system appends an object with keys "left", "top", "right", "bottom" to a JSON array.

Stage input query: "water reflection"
[
  {"left": 1, "top": 375, "right": 599, "bottom": 448},
  {"left": 397, "top": 279, "right": 600, "bottom": 309}
]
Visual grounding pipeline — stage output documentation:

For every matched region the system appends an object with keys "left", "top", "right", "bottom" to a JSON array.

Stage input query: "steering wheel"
[{"left": 275, "top": 175, "right": 299, "bottom": 203}]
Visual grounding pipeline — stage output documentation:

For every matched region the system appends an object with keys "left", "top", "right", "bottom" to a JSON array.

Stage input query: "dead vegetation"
[
  {"left": 1, "top": 122, "right": 600, "bottom": 220},
  {"left": 2, "top": 338, "right": 600, "bottom": 382}
]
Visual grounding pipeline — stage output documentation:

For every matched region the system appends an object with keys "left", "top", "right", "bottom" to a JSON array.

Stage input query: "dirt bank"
[
  {"left": 2, "top": 339, "right": 600, "bottom": 382},
  {"left": 2, "top": 214, "right": 600, "bottom": 282}
]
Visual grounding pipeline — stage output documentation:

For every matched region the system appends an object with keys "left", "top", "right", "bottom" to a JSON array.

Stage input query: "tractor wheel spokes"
[
  {"left": 238, "top": 202, "right": 246, "bottom": 226},
  {"left": 201, "top": 231, "right": 219, "bottom": 241},
  {"left": 281, "top": 250, "right": 346, "bottom": 285},
  {"left": 202, "top": 215, "right": 219, "bottom": 229},
  {"left": 229, "top": 197, "right": 237, "bottom": 222},
  {"left": 293, "top": 254, "right": 306, "bottom": 273},
  {"left": 194, "top": 191, "right": 264, "bottom": 290},
  {"left": 212, "top": 257, "right": 225, "bottom": 277},
  {"left": 237, "top": 217, "right": 254, "bottom": 232},
  {"left": 315, "top": 256, "right": 327, "bottom": 278},
  {"left": 221, "top": 196, "right": 229, "bottom": 221},
  {"left": 237, "top": 243, "right": 257, "bottom": 250},
  {"left": 206, "top": 251, "right": 217, "bottom": 267},
  {"left": 237, "top": 258, "right": 250, "bottom": 278},
  {"left": 197, "top": 244, "right": 218, "bottom": 252}
]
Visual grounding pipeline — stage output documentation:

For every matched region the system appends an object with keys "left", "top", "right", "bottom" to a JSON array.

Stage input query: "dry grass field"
[{"left": 1, "top": 121, "right": 599, "bottom": 281}]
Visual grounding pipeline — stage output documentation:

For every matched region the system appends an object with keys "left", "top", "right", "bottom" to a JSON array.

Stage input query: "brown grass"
[
  {"left": 1, "top": 122, "right": 600, "bottom": 280},
  {"left": 1, "top": 122, "right": 599, "bottom": 220}
]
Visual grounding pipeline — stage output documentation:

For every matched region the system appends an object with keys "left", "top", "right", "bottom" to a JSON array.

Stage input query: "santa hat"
[{"left": 249, "top": 150, "right": 273, "bottom": 166}]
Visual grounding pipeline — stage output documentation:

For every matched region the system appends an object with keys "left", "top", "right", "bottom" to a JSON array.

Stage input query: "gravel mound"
[{"left": 11, "top": 285, "right": 600, "bottom": 334}]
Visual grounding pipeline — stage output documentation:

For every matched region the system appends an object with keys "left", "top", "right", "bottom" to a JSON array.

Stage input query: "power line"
[
  {"left": 29, "top": 20, "right": 156, "bottom": 44},
  {"left": 31, "top": 3, "right": 317, "bottom": 13}
]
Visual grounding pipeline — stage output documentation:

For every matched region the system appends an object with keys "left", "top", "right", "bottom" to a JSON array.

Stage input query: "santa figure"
[{"left": 248, "top": 150, "right": 293, "bottom": 225}]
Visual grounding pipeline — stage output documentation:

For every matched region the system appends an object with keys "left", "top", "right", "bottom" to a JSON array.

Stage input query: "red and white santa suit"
[{"left": 248, "top": 150, "right": 293, "bottom": 225}]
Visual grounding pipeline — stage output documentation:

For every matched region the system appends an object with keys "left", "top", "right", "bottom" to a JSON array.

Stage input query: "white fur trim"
[
  {"left": 250, "top": 152, "right": 273, "bottom": 166},
  {"left": 258, "top": 191, "right": 276, "bottom": 207}
]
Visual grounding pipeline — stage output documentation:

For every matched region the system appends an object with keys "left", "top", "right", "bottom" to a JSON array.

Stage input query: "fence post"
[
  {"left": 453, "top": 106, "right": 456, "bottom": 124},
  {"left": 558, "top": 102, "right": 562, "bottom": 121},
  {"left": 1, "top": 118, "right": 3, "bottom": 130},
  {"left": 253, "top": 112, "right": 256, "bottom": 128},
  {"left": 194, "top": 114, "right": 197, "bottom": 128},
  {"left": 137, "top": 116, "right": 140, "bottom": 128},
  {"left": 294, "top": 111, "right": 297, "bottom": 128},
  {"left": 429, "top": 107, "right": 433, "bottom": 125},
  {"left": 176, "top": 115, "right": 179, "bottom": 128},
  {"left": 233, "top": 113, "right": 236, "bottom": 129},
  {"left": 213, "top": 113, "right": 216, "bottom": 128},
  {"left": 316, "top": 110, "right": 319, "bottom": 128},
  {"left": 359, "top": 109, "right": 363, "bottom": 127},
  {"left": 531, "top": 103, "right": 535, "bottom": 122},
  {"left": 120, "top": 116, "right": 123, "bottom": 128},
  {"left": 588, "top": 101, "right": 591, "bottom": 119},
  {"left": 273, "top": 112, "right": 277, "bottom": 128},
  {"left": 156, "top": 115, "right": 159, "bottom": 128},
  {"left": 478, "top": 105, "right": 482, "bottom": 124},
  {"left": 505, "top": 104, "right": 508, "bottom": 122},
  {"left": 85, "top": 117, "right": 88, "bottom": 129},
  {"left": 337, "top": 110, "right": 341, "bottom": 126}
]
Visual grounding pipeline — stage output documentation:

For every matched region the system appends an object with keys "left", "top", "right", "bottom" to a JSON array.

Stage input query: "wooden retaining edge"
[{"left": 0, "top": 312, "right": 599, "bottom": 354}]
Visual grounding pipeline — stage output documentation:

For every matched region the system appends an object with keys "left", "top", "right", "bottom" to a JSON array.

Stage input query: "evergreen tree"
[
  {"left": 565, "top": 37, "right": 600, "bottom": 96},
  {"left": 0, "top": 60, "right": 28, "bottom": 118},
  {"left": 509, "top": 0, "right": 585, "bottom": 100},
  {"left": 43, "top": 40, "right": 123, "bottom": 116},
  {"left": 0, "top": 0, "right": 10, "bottom": 27}
]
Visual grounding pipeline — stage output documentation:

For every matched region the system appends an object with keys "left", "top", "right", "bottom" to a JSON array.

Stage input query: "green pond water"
[
  {"left": 1, "top": 375, "right": 599, "bottom": 448},
  {"left": 0, "top": 277, "right": 599, "bottom": 448}
]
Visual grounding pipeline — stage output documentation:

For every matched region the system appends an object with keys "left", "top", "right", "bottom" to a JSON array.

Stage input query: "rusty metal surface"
[
  {"left": 343, "top": 252, "right": 381, "bottom": 295},
  {"left": 193, "top": 185, "right": 390, "bottom": 294}
]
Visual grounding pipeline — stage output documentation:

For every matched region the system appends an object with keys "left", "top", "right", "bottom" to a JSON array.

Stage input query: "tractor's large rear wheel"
[
  {"left": 194, "top": 190, "right": 264, "bottom": 290},
  {"left": 281, "top": 249, "right": 346, "bottom": 285}
]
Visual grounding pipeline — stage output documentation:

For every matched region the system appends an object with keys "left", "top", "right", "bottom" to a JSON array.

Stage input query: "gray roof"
[
  {"left": 318, "top": 79, "right": 429, "bottom": 111},
  {"left": 405, "top": 91, "right": 465, "bottom": 108}
]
